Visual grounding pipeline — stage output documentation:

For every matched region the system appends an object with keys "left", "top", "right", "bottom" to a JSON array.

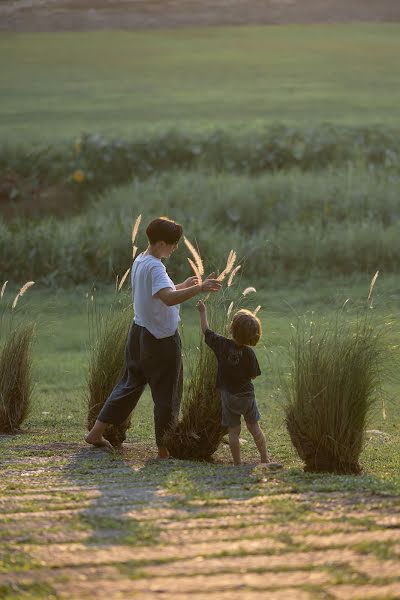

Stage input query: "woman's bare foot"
[
  {"left": 85, "top": 432, "right": 113, "bottom": 451},
  {"left": 157, "top": 446, "right": 170, "bottom": 460}
]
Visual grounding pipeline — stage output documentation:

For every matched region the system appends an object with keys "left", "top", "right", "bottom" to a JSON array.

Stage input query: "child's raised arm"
[{"left": 196, "top": 300, "right": 209, "bottom": 335}]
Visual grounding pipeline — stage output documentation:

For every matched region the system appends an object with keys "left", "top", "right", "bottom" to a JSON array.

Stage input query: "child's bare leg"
[
  {"left": 228, "top": 426, "right": 242, "bottom": 465},
  {"left": 246, "top": 422, "right": 269, "bottom": 463},
  {"left": 85, "top": 420, "right": 113, "bottom": 450}
]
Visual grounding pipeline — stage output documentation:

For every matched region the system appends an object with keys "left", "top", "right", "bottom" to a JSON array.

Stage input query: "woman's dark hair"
[{"left": 146, "top": 217, "right": 183, "bottom": 245}]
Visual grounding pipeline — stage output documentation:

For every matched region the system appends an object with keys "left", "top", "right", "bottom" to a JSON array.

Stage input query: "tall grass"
[
  {"left": 165, "top": 298, "right": 225, "bottom": 460},
  {"left": 284, "top": 312, "right": 388, "bottom": 474},
  {"left": 1, "top": 168, "right": 399, "bottom": 285},
  {"left": 86, "top": 293, "right": 132, "bottom": 447},
  {"left": 0, "top": 283, "right": 35, "bottom": 434}
]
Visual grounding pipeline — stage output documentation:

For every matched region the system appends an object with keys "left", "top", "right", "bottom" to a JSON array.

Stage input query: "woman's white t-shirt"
[{"left": 131, "top": 253, "right": 180, "bottom": 339}]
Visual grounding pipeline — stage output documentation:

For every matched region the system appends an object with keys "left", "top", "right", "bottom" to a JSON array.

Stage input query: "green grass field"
[{"left": 1, "top": 23, "right": 400, "bottom": 142}]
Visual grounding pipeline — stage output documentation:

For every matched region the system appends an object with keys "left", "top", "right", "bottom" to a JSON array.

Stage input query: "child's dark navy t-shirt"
[{"left": 204, "top": 328, "right": 261, "bottom": 394}]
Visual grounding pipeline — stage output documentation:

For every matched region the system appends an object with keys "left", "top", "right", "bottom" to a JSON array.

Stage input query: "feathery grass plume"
[
  {"left": 0, "top": 323, "right": 35, "bottom": 434},
  {"left": 131, "top": 214, "right": 142, "bottom": 246},
  {"left": 254, "top": 305, "right": 261, "bottom": 315},
  {"left": 284, "top": 313, "right": 388, "bottom": 474},
  {"left": 217, "top": 250, "right": 236, "bottom": 282},
  {"left": 86, "top": 291, "right": 132, "bottom": 447},
  {"left": 243, "top": 286, "right": 256, "bottom": 296},
  {"left": 131, "top": 214, "right": 142, "bottom": 259},
  {"left": 187, "top": 258, "right": 202, "bottom": 282},
  {"left": 367, "top": 270, "right": 379, "bottom": 308},
  {"left": 12, "top": 293, "right": 20, "bottom": 310},
  {"left": 227, "top": 265, "right": 241, "bottom": 288},
  {"left": 0, "top": 281, "right": 8, "bottom": 299},
  {"left": 184, "top": 237, "right": 204, "bottom": 279},
  {"left": 20, "top": 281, "right": 35, "bottom": 296},
  {"left": 11, "top": 281, "right": 35, "bottom": 310},
  {"left": 118, "top": 267, "right": 131, "bottom": 292}
]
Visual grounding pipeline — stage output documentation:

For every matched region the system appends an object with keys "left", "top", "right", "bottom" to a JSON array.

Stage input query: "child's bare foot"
[
  {"left": 85, "top": 433, "right": 113, "bottom": 451},
  {"left": 262, "top": 460, "right": 283, "bottom": 470}
]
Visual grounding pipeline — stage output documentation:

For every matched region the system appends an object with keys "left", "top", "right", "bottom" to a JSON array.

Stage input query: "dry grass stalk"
[
  {"left": 11, "top": 293, "right": 20, "bottom": 310},
  {"left": 187, "top": 258, "right": 202, "bottom": 282},
  {"left": 184, "top": 237, "right": 204, "bottom": 279},
  {"left": 20, "top": 281, "right": 35, "bottom": 296},
  {"left": 131, "top": 214, "right": 142, "bottom": 258},
  {"left": 118, "top": 267, "right": 131, "bottom": 291},
  {"left": 0, "top": 281, "right": 8, "bottom": 298},
  {"left": 217, "top": 250, "right": 237, "bottom": 282},
  {"left": 227, "top": 265, "right": 241, "bottom": 287},
  {"left": 11, "top": 281, "right": 35, "bottom": 310},
  {"left": 0, "top": 323, "right": 35, "bottom": 434},
  {"left": 254, "top": 305, "right": 261, "bottom": 315},
  {"left": 367, "top": 270, "right": 379, "bottom": 307},
  {"left": 243, "top": 286, "right": 256, "bottom": 296},
  {"left": 131, "top": 214, "right": 142, "bottom": 246}
]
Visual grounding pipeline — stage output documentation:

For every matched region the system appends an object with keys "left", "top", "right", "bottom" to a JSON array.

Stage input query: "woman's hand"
[
  {"left": 201, "top": 272, "right": 222, "bottom": 293},
  {"left": 183, "top": 276, "right": 200, "bottom": 288}
]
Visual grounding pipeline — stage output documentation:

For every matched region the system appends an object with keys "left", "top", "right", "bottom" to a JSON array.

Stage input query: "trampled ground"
[{"left": 1, "top": 440, "right": 400, "bottom": 599}]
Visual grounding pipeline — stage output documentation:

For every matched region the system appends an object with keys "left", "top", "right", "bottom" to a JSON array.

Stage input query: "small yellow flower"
[{"left": 73, "top": 169, "right": 85, "bottom": 184}]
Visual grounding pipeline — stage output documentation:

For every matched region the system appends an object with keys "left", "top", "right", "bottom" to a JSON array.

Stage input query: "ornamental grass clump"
[
  {"left": 284, "top": 313, "right": 387, "bottom": 474},
  {"left": 86, "top": 298, "right": 132, "bottom": 447},
  {"left": 86, "top": 217, "right": 140, "bottom": 447},
  {"left": 0, "top": 281, "right": 35, "bottom": 434},
  {"left": 165, "top": 244, "right": 259, "bottom": 460},
  {"left": 165, "top": 298, "right": 225, "bottom": 460}
]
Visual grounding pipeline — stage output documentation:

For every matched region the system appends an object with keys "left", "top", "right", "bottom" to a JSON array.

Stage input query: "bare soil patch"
[{"left": 1, "top": 0, "right": 400, "bottom": 32}]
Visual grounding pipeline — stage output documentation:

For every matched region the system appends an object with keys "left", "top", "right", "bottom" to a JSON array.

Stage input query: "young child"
[
  {"left": 86, "top": 217, "right": 221, "bottom": 458},
  {"left": 197, "top": 300, "right": 280, "bottom": 467}
]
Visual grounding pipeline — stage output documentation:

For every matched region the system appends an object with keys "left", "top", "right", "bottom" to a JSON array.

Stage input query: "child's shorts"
[{"left": 220, "top": 389, "right": 261, "bottom": 428}]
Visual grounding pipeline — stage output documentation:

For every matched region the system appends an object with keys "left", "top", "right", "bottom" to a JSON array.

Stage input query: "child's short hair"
[
  {"left": 230, "top": 309, "right": 262, "bottom": 346},
  {"left": 146, "top": 217, "right": 183, "bottom": 245}
]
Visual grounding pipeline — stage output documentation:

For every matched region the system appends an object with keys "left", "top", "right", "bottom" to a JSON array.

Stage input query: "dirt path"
[
  {"left": 1, "top": 442, "right": 399, "bottom": 599},
  {"left": 1, "top": 0, "right": 400, "bottom": 32}
]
